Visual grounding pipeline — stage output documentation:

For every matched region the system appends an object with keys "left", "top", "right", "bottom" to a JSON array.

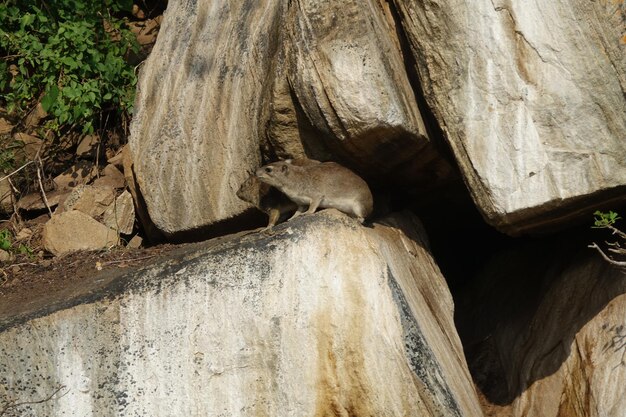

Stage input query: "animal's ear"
[{"left": 281, "top": 164, "right": 288, "bottom": 173}]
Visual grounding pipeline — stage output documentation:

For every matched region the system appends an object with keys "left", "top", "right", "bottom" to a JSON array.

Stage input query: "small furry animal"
[
  {"left": 255, "top": 158, "right": 373, "bottom": 223},
  {"left": 237, "top": 175, "right": 297, "bottom": 229}
]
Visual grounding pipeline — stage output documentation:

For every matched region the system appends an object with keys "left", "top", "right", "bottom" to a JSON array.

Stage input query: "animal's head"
[{"left": 255, "top": 161, "right": 290, "bottom": 187}]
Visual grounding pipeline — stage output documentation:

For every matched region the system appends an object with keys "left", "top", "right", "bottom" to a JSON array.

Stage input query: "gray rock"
[
  {"left": 42, "top": 210, "right": 118, "bottom": 256},
  {"left": 129, "top": 0, "right": 286, "bottom": 235},
  {"left": 1, "top": 211, "right": 483, "bottom": 416},
  {"left": 60, "top": 185, "right": 116, "bottom": 218},
  {"left": 102, "top": 190, "right": 135, "bottom": 235},
  {"left": 281, "top": 0, "right": 442, "bottom": 180},
  {"left": 392, "top": 0, "right": 626, "bottom": 235}
]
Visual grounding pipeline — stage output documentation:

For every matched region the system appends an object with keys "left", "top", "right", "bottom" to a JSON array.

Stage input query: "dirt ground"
[{"left": 0, "top": 242, "right": 186, "bottom": 317}]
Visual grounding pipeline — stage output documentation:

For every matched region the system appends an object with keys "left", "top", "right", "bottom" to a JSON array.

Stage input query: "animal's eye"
[{"left": 265, "top": 167, "right": 272, "bottom": 173}]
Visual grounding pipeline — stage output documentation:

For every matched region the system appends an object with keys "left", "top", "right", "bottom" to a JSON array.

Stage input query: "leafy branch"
[
  {"left": 589, "top": 211, "right": 626, "bottom": 268},
  {"left": 0, "top": 0, "right": 138, "bottom": 135}
]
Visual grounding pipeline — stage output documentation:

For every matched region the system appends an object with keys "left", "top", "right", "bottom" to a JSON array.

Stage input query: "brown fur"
[{"left": 255, "top": 158, "right": 373, "bottom": 223}]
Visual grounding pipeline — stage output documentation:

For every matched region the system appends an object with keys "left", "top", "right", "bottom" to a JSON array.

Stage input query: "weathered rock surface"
[
  {"left": 42, "top": 210, "right": 118, "bottom": 256},
  {"left": 0, "top": 178, "right": 13, "bottom": 214},
  {"left": 129, "top": 0, "right": 286, "bottom": 235},
  {"left": 102, "top": 190, "right": 135, "bottom": 234},
  {"left": 17, "top": 189, "right": 66, "bottom": 212},
  {"left": 457, "top": 236, "right": 626, "bottom": 416},
  {"left": 75, "top": 134, "right": 99, "bottom": 158},
  {"left": 53, "top": 160, "right": 97, "bottom": 190},
  {"left": 60, "top": 185, "right": 116, "bottom": 218},
  {"left": 393, "top": 0, "right": 626, "bottom": 235},
  {"left": 1, "top": 211, "right": 482, "bottom": 416},
  {"left": 274, "top": 0, "right": 445, "bottom": 183},
  {"left": 92, "top": 164, "right": 126, "bottom": 189}
]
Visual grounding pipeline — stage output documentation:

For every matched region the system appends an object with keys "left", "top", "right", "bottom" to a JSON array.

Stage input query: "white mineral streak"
[
  {"left": 394, "top": 0, "right": 626, "bottom": 233},
  {"left": 0, "top": 212, "right": 483, "bottom": 416}
]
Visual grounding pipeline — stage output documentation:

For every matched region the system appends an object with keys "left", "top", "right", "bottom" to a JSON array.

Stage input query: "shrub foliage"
[{"left": 0, "top": 0, "right": 138, "bottom": 134}]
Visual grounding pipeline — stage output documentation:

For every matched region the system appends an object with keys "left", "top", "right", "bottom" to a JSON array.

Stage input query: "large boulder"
[
  {"left": 269, "top": 0, "right": 450, "bottom": 185},
  {"left": 457, "top": 236, "right": 626, "bottom": 416},
  {"left": 0, "top": 211, "right": 482, "bottom": 416},
  {"left": 392, "top": 0, "right": 626, "bottom": 235},
  {"left": 128, "top": 0, "right": 286, "bottom": 235}
]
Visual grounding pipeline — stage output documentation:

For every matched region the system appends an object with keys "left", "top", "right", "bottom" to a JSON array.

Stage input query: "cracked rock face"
[
  {"left": 393, "top": 0, "right": 626, "bottom": 235},
  {"left": 0, "top": 211, "right": 483, "bottom": 416},
  {"left": 129, "top": 1, "right": 286, "bottom": 235}
]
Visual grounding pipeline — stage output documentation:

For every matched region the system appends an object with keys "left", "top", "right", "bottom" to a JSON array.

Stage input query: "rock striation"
[
  {"left": 129, "top": 0, "right": 286, "bottom": 235},
  {"left": 392, "top": 0, "right": 626, "bottom": 235},
  {"left": 0, "top": 211, "right": 482, "bottom": 416}
]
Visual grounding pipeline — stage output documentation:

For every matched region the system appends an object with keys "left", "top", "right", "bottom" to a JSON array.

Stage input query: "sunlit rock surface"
[
  {"left": 393, "top": 0, "right": 626, "bottom": 234},
  {"left": 0, "top": 211, "right": 482, "bottom": 416},
  {"left": 129, "top": 1, "right": 285, "bottom": 235}
]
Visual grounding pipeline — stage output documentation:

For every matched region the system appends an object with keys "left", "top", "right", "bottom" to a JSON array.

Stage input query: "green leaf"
[{"left": 41, "top": 85, "right": 59, "bottom": 112}]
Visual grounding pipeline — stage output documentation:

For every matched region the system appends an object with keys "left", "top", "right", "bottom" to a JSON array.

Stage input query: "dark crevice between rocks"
[
  {"left": 447, "top": 200, "right": 626, "bottom": 407},
  {"left": 383, "top": 0, "right": 457, "bottom": 170}
]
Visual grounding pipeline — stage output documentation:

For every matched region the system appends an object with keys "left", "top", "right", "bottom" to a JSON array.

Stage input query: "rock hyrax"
[
  {"left": 237, "top": 175, "right": 297, "bottom": 230},
  {"left": 255, "top": 159, "right": 373, "bottom": 223}
]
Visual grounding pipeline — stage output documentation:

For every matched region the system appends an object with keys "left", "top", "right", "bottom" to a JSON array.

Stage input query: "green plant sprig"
[{"left": 0, "top": 0, "right": 138, "bottom": 134}]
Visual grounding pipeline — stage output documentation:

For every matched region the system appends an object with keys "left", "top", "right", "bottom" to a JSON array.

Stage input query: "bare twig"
[
  {"left": 102, "top": 254, "right": 156, "bottom": 266},
  {"left": 0, "top": 385, "right": 67, "bottom": 416},
  {"left": 0, "top": 160, "right": 36, "bottom": 183},
  {"left": 35, "top": 156, "right": 52, "bottom": 218},
  {"left": 588, "top": 243, "right": 626, "bottom": 267},
  {"left": 607, "top": 224, "right": 626, "bottom": 241}
]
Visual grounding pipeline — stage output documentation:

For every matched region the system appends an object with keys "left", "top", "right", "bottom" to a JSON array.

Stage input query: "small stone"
[
  {"left": 15, "top": 228, "right": 32, "bottom": 241},
  {"left": 23, "top": 103, "right": 47, "bottom": 128},
  {"left": 0, "top": 178, "right": 14, "bottom": 214},
  {"left": 61, "top": 185, "right": 116, "bottom": 218},
  {"left": 107, "top": 150, "right": 125, "bottom": 168},
  {"left": 92, "top": 164, "right": 126, "bottom": 189},
  {"left": 102, "top": 190, "right": 135, "bottom": 234},
  {"left": 43, "top": 210, "right": 119, "bottom": 256},
  {"left": 16, "top": 189, "right": 66, "bottom": 212},
  {"left": 132, "top": 4, "right": 146, "bottom": 19},
  {"left": 14, "top": 133, "right": 43, "bottom": 160},
  {"left": 76, "top": 134, "right": 100, "bottom": 159},
  {"left": 0, "top": 249, "right": 11, "bottom": 262},
  {"left": 0, "top": 118, "right": 13, "bottom": 135},
  {"left": 53, "top": 161, "right": 97, "bottom": 190},
  {"left": 126, "top": 234, "right": 143, "bottom": 249}
]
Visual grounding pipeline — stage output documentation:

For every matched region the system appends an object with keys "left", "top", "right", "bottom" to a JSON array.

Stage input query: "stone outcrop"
[
  {"left": 0, "top": 211, "right": 483, "bottom": 416},
  {"left": 129, "top": 0, "right": 286, "bottom": 235},
  {"left": 273, "top": 0, "right": 446, "bottom": 183},
  {"left": 392, "top": 0, "right": 626, "bottom": 235},
  {"left": 457, "top": 237, "right": 626, "bottom": 417},
  {"left": 42, "top": 210, "right": 118, "bottom": 256},
  {"left": 129, "top": 0, "right": 457, "bottom": 236},
  {"left": 102, "top": 190, "right": 135, "bottom": 234}
]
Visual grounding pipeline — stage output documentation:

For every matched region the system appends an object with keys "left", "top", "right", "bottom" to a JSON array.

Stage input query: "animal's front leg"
[
  {"left": 288, "top": 206, "right": 307, "bottom": 221},
  {"left": 304, "top": 196, "right": 323, "bottom": 215}
]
